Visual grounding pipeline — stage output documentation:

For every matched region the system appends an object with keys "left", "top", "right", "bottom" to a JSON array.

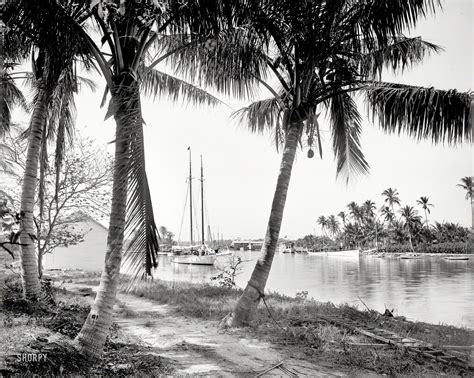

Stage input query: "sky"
[{"left": 10, "top": 0, "right": 473, "bottom": 241}]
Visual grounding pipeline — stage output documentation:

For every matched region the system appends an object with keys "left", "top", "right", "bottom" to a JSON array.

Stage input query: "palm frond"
[
  {"left": 118, "top": 87, "right": 159, "bottom": 290},
  {"left": 359, "top": 36, "right": 441, "bottom": 79},
  {"left": 0, "top": 74, "right": 28, "bottom": 134},
  {"left": 366, "top": 83, "right": 472, "bottom": 145},
  {"left": 77, "top": 75, "right": 97, "bottom": 92},
  {"left": 232, "top": 97, "right": 283, "bottom": 136},
  {"left": 165, "top": 27, "right": 268, "bottom": 100},
  {"left": 330, "top": 92, "right": 369, "bottom": 183},
  {"left": 352, "top": 0, "right": 440, "bottom": 50},
  {"left": 141, "top": 69, "right": 222, "bottom": 107}
]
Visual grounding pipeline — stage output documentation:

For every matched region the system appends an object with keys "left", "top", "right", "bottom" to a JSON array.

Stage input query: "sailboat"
[{"left": 172, "top": 148, "right": 217, "bottom": 266}]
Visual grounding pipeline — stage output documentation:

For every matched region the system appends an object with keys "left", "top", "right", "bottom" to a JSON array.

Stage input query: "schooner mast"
[
  {"left": 188, "top": 147, "right": 193, "bottom": 245},
  {"left": 200, "top": 155, "right": 205, "bottom": 246}
]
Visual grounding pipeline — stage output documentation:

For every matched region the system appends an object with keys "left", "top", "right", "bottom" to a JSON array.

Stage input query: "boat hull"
[
  {"left": 307, "top": 249, "right": 360, "bottom": 257},
  {"left": 400, "top": 254, "right": 422, "bottom": 259},
  {"left": 172, "top": 255, "right": 217, "bottom": 265},
  {"left": 445, "top": 256, "right": 469, "bottom": 261}
]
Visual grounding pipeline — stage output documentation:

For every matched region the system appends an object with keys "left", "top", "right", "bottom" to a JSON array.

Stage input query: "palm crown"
[{"left": 457, "top": 176, "right": 473, "bottom": 200}]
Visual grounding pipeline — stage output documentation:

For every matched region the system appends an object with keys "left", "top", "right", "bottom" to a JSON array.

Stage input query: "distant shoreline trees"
[{"left": 303, "top": 187, "right": 471, "bottom": 253}]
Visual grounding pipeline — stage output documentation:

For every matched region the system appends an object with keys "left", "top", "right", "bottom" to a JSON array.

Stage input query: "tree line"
[
  {"left": 0, "top": 0, "right": 471, "bottom": 359},
  {"left": 300, "top": 184, "right": 472, "bottom": 253}
]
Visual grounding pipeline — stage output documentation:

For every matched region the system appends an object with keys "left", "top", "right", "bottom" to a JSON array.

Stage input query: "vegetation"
[
  {"left": 0, "top": 0, "right": 471, "bottom": 367},
  {"left": 227, "top": 1, "right": 471, "bottom": 326},
  {"left": 93, "top": 275, "right": 470, "bottom": 376},
  {"left": 457, "top": 176, "right": 473, "bottom": 230},
  {"left": 1, "top": 130, "right": 113, "bottom": 277},
  {"left": 304, "top": 187, "right": 472, "bottom": 253},
  {"left": 1, "top": 274, "right": 172, "bottom": 375}
]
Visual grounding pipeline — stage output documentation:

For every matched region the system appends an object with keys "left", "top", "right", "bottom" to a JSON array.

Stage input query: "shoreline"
[
  {"left": 48, "top": 267, "right": 474, "bottom": 330},
  {"left": 3, "top": 270, "right": 473, "bottom": 375}
]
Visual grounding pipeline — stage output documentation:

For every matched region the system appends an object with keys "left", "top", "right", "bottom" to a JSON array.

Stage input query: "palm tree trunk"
[
  {"left": 19, "top": 90, "right": 48, "bottom": 300},
  {"left": 226, "top": 125, "right": 300, "bottom": 327},
  {"left": 0, "top": 13, "right": 5, "bottom": 130},
  {"left": 408, "top": 229, "right": 414, "bottom": 252},
  {"left": 74, "top": 94, "right": 132, "bottom": 358},
  {"left": 38, "top": 250, "right": 43, "bottom": 279},
  {"left": 471, "top": 197, "right": 473, "bottom": 231}
]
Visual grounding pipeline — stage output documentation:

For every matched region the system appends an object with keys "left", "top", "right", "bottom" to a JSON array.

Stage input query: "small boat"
[
  {"left": 444, "top": 256, "right": 469, "bottom": 261},
  {"left": 361, "top": 248, "right": 378, "bottom": 254},
  {"left": 215, "top": 249, "right": 233, "bottom": 257},
  {"left": 307, "top": 249, "right": 360, "bottom": 257},
  {"left": 400, "top": 253, "right": 423, "bottom": 259}
]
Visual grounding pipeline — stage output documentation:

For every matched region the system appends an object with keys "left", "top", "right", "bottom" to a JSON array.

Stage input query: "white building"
[{"left": 43, "top": 216, "right": 108, "bottom": 271}]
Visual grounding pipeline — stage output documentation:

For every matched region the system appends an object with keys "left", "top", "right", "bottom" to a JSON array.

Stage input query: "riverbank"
[
  {"left": 0, "top": 274, "right": 173, "bottom": 375},
  {"left": 53, "top": 270, "right": 472, "bottom": 375}
]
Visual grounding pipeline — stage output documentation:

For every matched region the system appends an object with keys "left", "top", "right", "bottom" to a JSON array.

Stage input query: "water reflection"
[{"left": 153, "top": 253, "right": 473, "bottom": 328}]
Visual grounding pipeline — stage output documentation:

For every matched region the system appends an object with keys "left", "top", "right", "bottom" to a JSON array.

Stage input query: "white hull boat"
[
  {"left": 444, "top": 256, "right": 469, "bottom": 261},
  {"left": 172, "top": 254, "right": 217, "bottom": 265},
  {"left": 307, "top": 249, "right": 360, "bottom": 257},
  {"left": 400, "top": 253, "right": 422, "bottom": 259}
]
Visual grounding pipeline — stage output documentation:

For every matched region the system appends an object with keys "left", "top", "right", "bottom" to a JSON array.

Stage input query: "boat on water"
[
  {"left": 171, "top": 149, "right": 217, "bottom": 266},
  {"left": 444, "top": 256, "right": 469, "bottom": 261},
  {"left": 400, "top": 253, "right": 423, "bottom": 259},
  {"left": 361, "top": 247, "right": 378, "bottom": 255},
  {"left": 307, "top": 249, "right": 360, "bottom": 257},
  {"left": 172, "top": 245, "right": 217, "bottom": 265}
]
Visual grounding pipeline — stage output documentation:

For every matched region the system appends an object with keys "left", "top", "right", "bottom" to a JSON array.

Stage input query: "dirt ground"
[{"left": 64, "top": 282, "right": 358, "bottom": 377}]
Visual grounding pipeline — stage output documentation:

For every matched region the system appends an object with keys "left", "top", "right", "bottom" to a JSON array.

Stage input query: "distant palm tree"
[
  {"left": 456, "top": 176, "right": 473, "bottom": 230},
  {"left": 362, "top": 200, "right": 376, "bottom": 222},
  {"left": 337, "top": 211, "right": 347, "bottom": 226},
  {"left": 347, "top": 202, "right": 361, "bottom": 224},
  {"left": 327, "top": 215, "right": 340, "bottom": 238},
  {"left": 380, "top": 206, "right": 395, "bottom": 225},
  {"left": 416, "top": 196, "right": 434, "bottom": 225},
  {"left": 317, "top": 216, "right": 328, "bottom": 237},
  {"left": 400, "top": 206, "right": 422, "bottom": 252},
  {"left": 382, "top": 188, "right": 401, "bottom": 215}
]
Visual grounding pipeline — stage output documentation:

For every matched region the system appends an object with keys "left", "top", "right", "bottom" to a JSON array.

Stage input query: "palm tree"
[
  {"left": 337, "top": 211, "right": 347, "bottom": 226},
  {"left": 400, "top": 205, "right": 422, "bottom": 252},
  {"left": 347, "top": 202, "right": 361, "bottom": 225},
  {"left": 226, "top": 0, "right": 471, "bottom": 327},
  {"left": 61, "top": 1, "right": 265, "bottom": 357},
  {"left": 382, "top": 188, "right": 401, "bottom": 216},
  {"left": 362, "top": 200, "right": 376, "bottom": 223},
  {"left": 456, "top": 176, "right": 473, "bottom": 230},
  {"left": 416, "top": 196, "right": 434, "bottom": 225},
  {"left": 8, "top": 0, "right": 93, "bottom": 299},
  {"left": 317, "top": 215, "right": 328, "bottom": 238},
  {"left": 327, "top": 215, "right": 340, "bottom": 238},
  {"left": 380, "top": 206, "right": 395, "bottom": 225}
]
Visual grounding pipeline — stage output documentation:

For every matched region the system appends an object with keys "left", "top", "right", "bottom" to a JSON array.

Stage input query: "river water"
[{"left": 154, "top": 252, "right": 473, "bottom": 329}]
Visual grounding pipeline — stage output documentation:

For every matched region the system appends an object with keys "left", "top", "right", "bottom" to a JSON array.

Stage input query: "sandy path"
[
  {"left": 61, "top": 282, "right": 348, "bottom": 376},
  {"left": 113, "top": 292, "right": 347, "bottom": 377}
]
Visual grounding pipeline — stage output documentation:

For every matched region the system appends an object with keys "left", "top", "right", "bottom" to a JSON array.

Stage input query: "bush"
[
  {"left": 419, "top": 241, "right": 471, "bottom": 254},
  {"left": 383, "top": 241, "right": 471, "bottom": 254}
]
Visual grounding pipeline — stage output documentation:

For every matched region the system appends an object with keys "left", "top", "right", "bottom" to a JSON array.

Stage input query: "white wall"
[{"left": 43, "top": 219, "right": 107, "bottom": 271}]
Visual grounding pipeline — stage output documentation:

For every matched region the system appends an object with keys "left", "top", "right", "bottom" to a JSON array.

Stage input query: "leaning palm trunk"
[
  {"left": 226, "top": 125, "right": 300, "bottom": 326},
  {"left": 407, "top": 229, "right": 415, "bottom": 253},
  {"left": 74, "top": 105, "right": 131, "bottom": 358},
  {"left": 19, "top": 89, "right": 48, "bottom": 299}
]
